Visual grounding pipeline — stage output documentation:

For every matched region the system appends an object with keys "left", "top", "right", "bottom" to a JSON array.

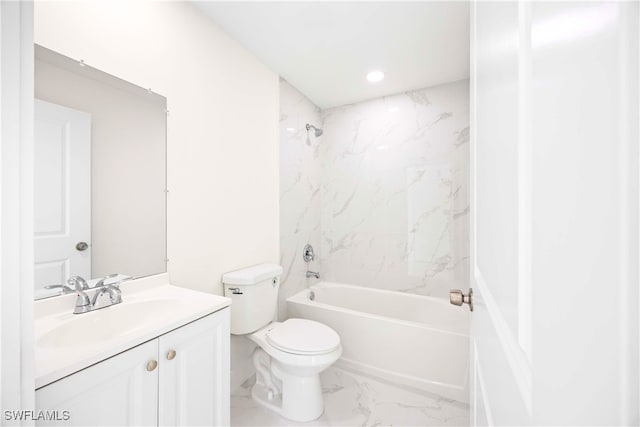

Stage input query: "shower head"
[{"left": 306, "top": 123, "right": 323, "bottom": 137}]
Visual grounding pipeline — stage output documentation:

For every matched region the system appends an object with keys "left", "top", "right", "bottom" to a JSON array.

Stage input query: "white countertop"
[{"left": 34, "top": 273, "right": 231, "bottom": 389}]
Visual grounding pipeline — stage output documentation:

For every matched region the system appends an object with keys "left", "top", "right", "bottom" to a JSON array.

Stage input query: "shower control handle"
[
  {"left": 303, "top": 244, "right": 315, "bottom": 263},
  {"left": 449, "top": 288, "right": 473, "bottom": 312}
]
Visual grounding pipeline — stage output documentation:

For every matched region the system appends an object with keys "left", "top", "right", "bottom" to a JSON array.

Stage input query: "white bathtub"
[{"left": 287, "top": 282, "right": 470, "bottom": 403}]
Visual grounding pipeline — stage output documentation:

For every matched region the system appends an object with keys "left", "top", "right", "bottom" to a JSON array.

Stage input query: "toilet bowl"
[{"left": 222, "top": 264, "right": 342, "bottom": 422}]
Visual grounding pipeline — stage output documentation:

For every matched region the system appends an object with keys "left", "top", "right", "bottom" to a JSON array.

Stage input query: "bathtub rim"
[{"left": 286, "top": 281, "right": 469, "bottom": 338}]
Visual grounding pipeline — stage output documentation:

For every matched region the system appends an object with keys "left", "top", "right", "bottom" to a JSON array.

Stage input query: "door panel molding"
[
  {"left": 516, "top": 0, "right": 533, "bottom": 360},
  {"left": 34, "top": 99, "right": 91, "bottom": 293},
  {"left": 472, "top": 343, "right": 493, "bottom": 426},
  {"left": 474, "top": 268, "right": 532, "bottom": 414}
]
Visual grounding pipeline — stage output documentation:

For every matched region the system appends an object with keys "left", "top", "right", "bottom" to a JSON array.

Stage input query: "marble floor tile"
[{"left": 231, "top": 367, "right": 469, "bottom": 427}]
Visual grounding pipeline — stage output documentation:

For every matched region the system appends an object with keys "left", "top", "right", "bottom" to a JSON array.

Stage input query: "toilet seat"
[{"left": 266, "top": 318, "right": 340, "bottom": 355}]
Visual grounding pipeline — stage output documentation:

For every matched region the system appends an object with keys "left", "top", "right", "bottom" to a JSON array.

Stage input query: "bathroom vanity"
[
  {"left": 34, "top": 274, "right": 231, "bottom": 426},
  {"left": 30, "top": 46, "right": 232, "bottom": 426}
]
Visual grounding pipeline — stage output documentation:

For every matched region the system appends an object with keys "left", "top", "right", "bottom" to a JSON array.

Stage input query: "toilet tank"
[{"left": 222, "top": 263, "right": 283, "bottom": 335}]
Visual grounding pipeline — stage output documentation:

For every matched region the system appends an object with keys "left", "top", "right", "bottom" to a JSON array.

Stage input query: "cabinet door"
[
  {"left": 36, "top": 340, "right": 159, "bottom": 426},
  {"left": 158, "top": 309, "right": 230, "bottom": 426}
]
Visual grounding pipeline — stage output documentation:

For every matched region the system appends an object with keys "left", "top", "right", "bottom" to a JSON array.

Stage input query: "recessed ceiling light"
[
  {"left": 387, "top": 106, "right": 399, "bottom": 113},
  {"left": 366, "top": 70, "right": 384, "bottom": 83},
  {"left": 286, "top": 127, "right": 296, "bottom": 133}
]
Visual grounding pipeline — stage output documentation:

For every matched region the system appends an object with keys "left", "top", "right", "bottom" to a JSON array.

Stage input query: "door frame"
[{"left": 0, "top": 0, "right": 36, "bottom": 417}]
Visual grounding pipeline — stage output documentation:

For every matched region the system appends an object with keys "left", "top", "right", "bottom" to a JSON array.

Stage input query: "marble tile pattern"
[
  {"left": 319, "top": 80, "right": 470, "bottom": 298},
  {"left": 279, "top": 79, "right": 323, "bottom": 319},
  {"left": 231, "top": 367, "right": 469, "bottom": 427}
]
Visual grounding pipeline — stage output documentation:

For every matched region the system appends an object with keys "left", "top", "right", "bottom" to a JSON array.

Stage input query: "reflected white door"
[
  {"left": 34, "top": 99, "right": 91, "bottom": 295},
  {"left": 470, "top": 1, "right": 638, "bottom": 425}
]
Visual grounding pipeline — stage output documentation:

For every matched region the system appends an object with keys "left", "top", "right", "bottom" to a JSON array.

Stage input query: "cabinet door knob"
[
  {"left": 146, "top": 360, "right": 158, "bottom": 371},
  {"left": 166, "top": 350, "right": 176, "bottom": 360}
]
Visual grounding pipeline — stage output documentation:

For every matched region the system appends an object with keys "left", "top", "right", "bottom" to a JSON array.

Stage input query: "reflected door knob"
[
  {"left": 450, "top": 288, "right": 473, "bottom": 312},
  {"left": 75, "top": 242, "right": 89, "bottom": 251}
]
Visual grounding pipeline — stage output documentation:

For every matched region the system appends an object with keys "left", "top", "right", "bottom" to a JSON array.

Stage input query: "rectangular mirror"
[{"left": 34, "top": 45, "right": 167, "bottom": 300}]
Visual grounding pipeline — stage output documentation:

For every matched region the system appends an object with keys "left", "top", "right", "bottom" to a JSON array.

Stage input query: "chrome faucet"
[
  {"left": 306, "top": 271, "right": 320, "bottom": 279},
  {"left": 45, "top": 275, "right": 126, "bottom": 314},
  {"left": 302, "top": 244, "right": 320, "bottom": 279},
  {"left": 69, "top": 276, "right": 91, "bottom": 313},
  {"left": 75, "top": 275, "right": 125, "bottom": 314}
]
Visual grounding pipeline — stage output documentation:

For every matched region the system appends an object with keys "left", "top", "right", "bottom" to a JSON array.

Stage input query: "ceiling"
[{"left": 194, "top": 2, "right": 470, "bottom": 110}]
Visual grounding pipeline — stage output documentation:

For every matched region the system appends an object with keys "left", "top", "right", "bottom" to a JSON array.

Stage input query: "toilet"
[{"left": 223, "top": 263, "right": 342, "bottom": 422}]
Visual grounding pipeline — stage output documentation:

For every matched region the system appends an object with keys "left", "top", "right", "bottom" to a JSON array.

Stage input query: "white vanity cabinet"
[
  {"left": 158, "top": 310, "right": 230, "bottom": 426},
  {"left": 36, "top": 339, "right": 159, "bottom": 426},
  {"left": 35, "top": 308, "right": 230, "bottom": 427}
]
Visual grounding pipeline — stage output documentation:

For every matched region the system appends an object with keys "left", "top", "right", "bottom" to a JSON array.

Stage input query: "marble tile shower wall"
[
  {"left": 320, "top": 80, "right": 469, "bottom": 298},
  {"left": 279, "top": 79, "right": 469, "bottom": 306},
  {"left": 279, "top": 80, "right": 323, "bottom": 318}
]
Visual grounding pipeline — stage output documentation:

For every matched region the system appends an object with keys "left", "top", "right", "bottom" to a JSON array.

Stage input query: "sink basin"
[{"left": 38, "top": 299, "right": 178, "bottom": 348}]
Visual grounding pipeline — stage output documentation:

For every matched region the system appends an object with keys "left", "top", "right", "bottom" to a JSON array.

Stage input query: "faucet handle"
[
  {"left": 108, "top": 286, "right": 122, "bottom": 304},
  {"left": 44, "top": 283, "right": 75, "bottom": 293},
  {"left": 93, "top": 273, "right": 119, "bottom": 289},
  {"left": 67, "top": 276, "right": 89, "bottom": 292},
  {"left": 112, "top": 276, "right": 133, "bottom": 289}
]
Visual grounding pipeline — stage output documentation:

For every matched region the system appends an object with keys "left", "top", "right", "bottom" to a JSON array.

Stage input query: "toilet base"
[
  {"left": 250, "top": 383, "right": 283, "bottom": 416},
  {"left": 251, "top": 381, "right": 324, "bottom": 422},
  {"left": 251, "top": 345, "right": 325, "bottom": 422}
]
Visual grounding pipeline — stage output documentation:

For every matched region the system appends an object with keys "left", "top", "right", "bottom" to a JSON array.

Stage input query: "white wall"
[
  {"left": 34, "top": 1, "right": 280, "bottom": 295},
  {"left": 35, "top": 52, "right": 167, "bottom": 280}
]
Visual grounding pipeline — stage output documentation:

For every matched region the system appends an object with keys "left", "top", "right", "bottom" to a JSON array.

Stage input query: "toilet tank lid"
[{"left": 222, "top": 263, "right": 283, "bottom": 285}]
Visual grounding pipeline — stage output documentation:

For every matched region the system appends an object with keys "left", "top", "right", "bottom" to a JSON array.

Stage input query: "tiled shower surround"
[
  {"left": 279, "top": 79, "right": 469, "bottom": 312},
  {"left": 279, "top": 79, "right": 323, "bottom": 318}
]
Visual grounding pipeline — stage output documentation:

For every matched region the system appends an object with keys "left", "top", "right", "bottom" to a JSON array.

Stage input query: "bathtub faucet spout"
[{"left": 306, "top": 271, "right": 320, "bottom": 279}]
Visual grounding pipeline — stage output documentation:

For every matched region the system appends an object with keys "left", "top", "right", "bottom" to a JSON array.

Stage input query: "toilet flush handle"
[{"left": 228, "top": 287, "right": 243, "bottom": 295}]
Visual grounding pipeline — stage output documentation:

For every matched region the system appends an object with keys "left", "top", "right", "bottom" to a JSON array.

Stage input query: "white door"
[
  {"left": 34, "top": 99, "right": 91, "bottom": 296},
  {"left": 158, "top": 309, "right": 230, "bottom": 426},
  {"left": 470, "top": 1, "right": 638, "bottom": 425},
  {"left": 35, "top": 339, "right": 159, "bottom": 426}
]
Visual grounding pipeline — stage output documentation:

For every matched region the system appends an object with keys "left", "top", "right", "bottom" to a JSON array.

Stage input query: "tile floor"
[{"left": 231, "top": 367, "right": 469, "bottom": 426}]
